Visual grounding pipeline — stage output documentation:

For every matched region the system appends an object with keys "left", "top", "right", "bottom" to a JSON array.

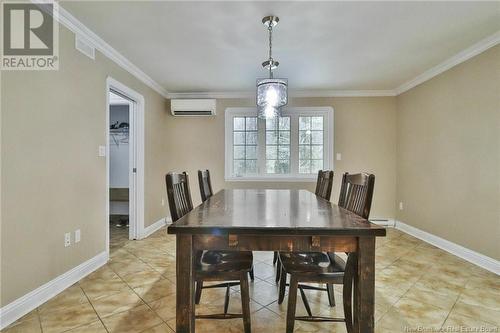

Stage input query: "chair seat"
[
  {"left": 196, "top": 250, "right": 253, "bottom": 273},
  {"left": 279, "top": 252, "right": 346, "bottom": 274}
]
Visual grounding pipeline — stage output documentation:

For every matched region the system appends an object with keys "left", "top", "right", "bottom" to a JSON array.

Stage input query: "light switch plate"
[
  {"left": 98, "top": 145, "right": 106, "bottom": 157},
  {"left": 336, "top": 153, "right": 342, "bottom": 161},
  {"left": 399, "top": 202, "right": 404, "bottom": 210},
  {"left": 75, "top": 229, "right": 81, "bottom": 243}
]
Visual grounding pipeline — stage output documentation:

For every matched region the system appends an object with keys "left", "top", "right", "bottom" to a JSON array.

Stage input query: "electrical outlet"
[
  {"left": 75, "top": 229, "right": 81, "bottom": 243},
  {"left": 161, "top": 198, "right": 165, "bottom": 206},
  {"left": 98, "top": 145, "right": 106, "bottom": 157},
  {"left": 336, "top": 153, "right": 342, "bottom": 161},
  {"left": 399, "top": 202, "right": 404, "bottom": 210},
  {"left": 64, "top": 233, "right": 71, "bottom": 247}
]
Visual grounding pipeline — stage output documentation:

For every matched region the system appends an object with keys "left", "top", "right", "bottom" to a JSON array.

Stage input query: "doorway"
[{"left": 106, "top": 77, "right": 145, "bottom": 255}]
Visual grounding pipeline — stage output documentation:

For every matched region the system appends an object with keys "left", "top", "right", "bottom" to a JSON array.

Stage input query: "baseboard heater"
[{"left": 369, "top": 219, "right": 396, "bottom": 227}]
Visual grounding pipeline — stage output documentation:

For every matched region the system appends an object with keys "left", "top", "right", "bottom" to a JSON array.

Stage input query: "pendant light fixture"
[{"left": 256, "top": 16, "right": 288, "bottom": 119}]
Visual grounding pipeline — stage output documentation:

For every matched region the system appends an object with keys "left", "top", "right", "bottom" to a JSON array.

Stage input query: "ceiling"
[{"left": 61, "top": 1, "right": 500, "bottom": 94}]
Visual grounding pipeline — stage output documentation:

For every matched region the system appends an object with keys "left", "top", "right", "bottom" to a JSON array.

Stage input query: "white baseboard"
[
  {"left": 0, "top": 251, "right": 108, "bottom": 330},
  {"left": 395, "top": 221, "right": 500, "bottom": 275},
  {"left": 140, "top": 217, "right": 168, "bottom": 239}
]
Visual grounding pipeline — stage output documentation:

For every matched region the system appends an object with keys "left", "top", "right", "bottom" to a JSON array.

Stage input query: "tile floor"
[{"left": 3, "top": 225, "right": 499, "bottom": 333}]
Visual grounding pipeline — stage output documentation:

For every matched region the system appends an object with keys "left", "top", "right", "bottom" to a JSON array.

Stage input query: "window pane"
[
  {"left": 278, "top": 146, "right": 290, "bottom": 160},
  {"left": 266, "top": 160, "right": 276, "bottom": 173},
  {"left": 299, "top": 117, "right": 311, "bottom": 130},
  {"left": 299, "top": 160, "right": 310, "bottom": 173},
  {"left": 234, "top": 146, "right": 245, "bottom": 159},
  {"left": 246, "top": 132, "right": 257, "bottom": 145},
  {"left": 232, "top": 116, "right": 258, "bottom": 177},
  {"left": 299, "top": 146, "right": 311, "bottom": 160},
  {"left": 299, "top": 130, "right": 311, "bottom": 144},
  {"left": 230, "top": 113, "right": 328, "bottom": 178},
  {"left": 234, "top": 160, "right": 245, "bottom": 176},
  {"left": 298, "top": 116, "right": 324, "bottom": 174},
  {"left": 312, "top": 145, "right": 323, "bottom": 159},
  {"left": 311, "top": 131, "right": 323, "bottom": 144},
  {"left": 266, "top": 145, "right": 278, "bottom": 159},
  {"left": 311, "top": 160, "right": 323, "bottom": 173},
  {"left": 266, "top": 118, "right": 277, "bottom": 130},
  {"left": 246, "top": 160, "right": 257, "bottom": 174},
  {"left": 246, "top": 117, "right": 258, "bottom": 131},
  {"left": 234, "top": 117, "right": 245, "bottom": 131},
  {"left": 266, "top": 116, "right": 290, "bottom": 175},
  {"left": 277, "top": 160, "right": 290, "bottom": 174},
  {"left": 266, "top": 131, "right": 277, "bottom": 145},
  {"left": 279, "top": 131, "right": 290, "bottom": 144},
  {"left": 311, "top": 116, "right": 323, "bottom": 130},
  {"left": 279, "top": 117, "right": 290, "bottom": 130},
  {"left": 246, "top": 146, "right": 257, "bottom": 159},
  {"left": 234, "top": 132, "right": 245, "bottom": 145}
]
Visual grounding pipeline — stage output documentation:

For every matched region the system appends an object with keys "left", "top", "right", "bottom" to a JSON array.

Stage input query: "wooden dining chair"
[
  {"left": 274, "top": 170, "right": 335, "bottom": 266},
  {"left": 338, "top": 172, "right": 375, "bottom": 219},
  {"left": 275, "top": 170, "right": 336, "bottom": 305},
  {"left": 278, "top": 172, "right": 376, "bottom": 333},
  {"left": 166, "top": 172, "right": 193, "bottom": 222},
  {"left": 274, "top": 170, "right": 335, "bottom": 286},
  {"left": 166, "top": 172, "right": 253, "bottom": 333},
  {"left": 198, "top": 169, "right": 254, "bottom": 281},
  {"left": 315, "top": 169, "right": 334, "bottom": 200},
  {"left": 198, "top": 169, "right": 214, "bottom": 202}
]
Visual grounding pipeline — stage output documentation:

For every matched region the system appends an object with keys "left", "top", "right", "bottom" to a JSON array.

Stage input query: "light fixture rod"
[
  {"left": 262, "top": 16, "right": 279, "bottom": 78},
  {"left": 268, "top": 24, "right": 273, "bottom": 78}
]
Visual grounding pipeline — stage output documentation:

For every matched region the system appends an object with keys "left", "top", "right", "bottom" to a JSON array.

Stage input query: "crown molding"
[
  {"left": 291, "top": 89, "right": 397, "bottom": 97},
  {"left": 395, "top": 30, "right": 500, "bottom": 95},
  {"left": 171, "top": 31, "right": 499, "bottom": 99},
  {"left": 32, "top": 1, "right": 169, "bottom": 98},
  {"left": 29, "top": 1, "right": 500, "bottom": 100},
  {"left": 167, "top": 89, "right": 396, "bottom": 99},
  {"left": 167, "top": 91, "right": 253, "bottom": 99}
]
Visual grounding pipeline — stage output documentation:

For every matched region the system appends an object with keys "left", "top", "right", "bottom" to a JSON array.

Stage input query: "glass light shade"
[
  {"left": 258, "top": 105, "right": 280, "bottom": 119},
  {"left": 256, "top": 78, "right": 288, "bottom": 119}
]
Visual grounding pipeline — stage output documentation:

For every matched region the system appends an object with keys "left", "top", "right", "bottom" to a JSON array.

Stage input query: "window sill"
[{"left": 225, "top": 176, "right": 318, "bottom": 182}]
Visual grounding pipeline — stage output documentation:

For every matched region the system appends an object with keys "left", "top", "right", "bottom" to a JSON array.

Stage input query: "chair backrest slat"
[
  {"left": 165, "top": 172, "right": 193, "bottom": 222},
  {"left": 338, "top": 172, "right": 375, "bottom": 219},
  {"left": 315, "top": 170, "right": 334, "bottom": 201},
  {"left": 198, "top": 169, "right": 214, "bottom": 202}
]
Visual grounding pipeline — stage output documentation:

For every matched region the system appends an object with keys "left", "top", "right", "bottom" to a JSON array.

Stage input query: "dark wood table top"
[{"left": 167, "top": 189, "right": 386, "bottom": 237}]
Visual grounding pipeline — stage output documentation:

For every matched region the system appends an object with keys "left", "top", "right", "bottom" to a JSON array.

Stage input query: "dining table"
[{"left": 167, "top": 188, "right": 386, "bottom": 333}]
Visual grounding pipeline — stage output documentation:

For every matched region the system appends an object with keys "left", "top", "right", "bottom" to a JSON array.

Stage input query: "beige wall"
[
  {"left": 6, "top": 8, "right": 497, "bottom": 312},
  {"left": 0, "top": 26, "right": 168, "bottom": 306},
  {"left": 396, "top": 45, "right": 500, "bottom": 259},
  {"left": 163, "top": 97, "right": 397, "bottom": 219}
]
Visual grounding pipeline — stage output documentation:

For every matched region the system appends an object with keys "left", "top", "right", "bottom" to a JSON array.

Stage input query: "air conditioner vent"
[
  {"left": 171, "top": 99, "right": 216, "bottom": 116},
  {"left": 172, "top": 110, "right": 214, "bottom": 116}
]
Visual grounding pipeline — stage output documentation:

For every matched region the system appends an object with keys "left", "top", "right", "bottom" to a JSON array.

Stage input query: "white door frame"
[{"left": 106, "top": 77, "right": 145, "bottom": 255}]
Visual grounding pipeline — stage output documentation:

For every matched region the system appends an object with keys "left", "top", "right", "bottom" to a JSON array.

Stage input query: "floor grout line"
[
  {"left": 36, "top": 308, "right": 44, "bottom": 333},
  {"left": 9, "top": 226, "right": 499, "bottom": 332},
  {"left": 79, "top": 283, "right": 110, "bottom": 333}
]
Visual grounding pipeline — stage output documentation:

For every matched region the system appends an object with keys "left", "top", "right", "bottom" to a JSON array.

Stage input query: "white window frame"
[{"left": 225, "top": 107, "right": 334, "bottom": 182}]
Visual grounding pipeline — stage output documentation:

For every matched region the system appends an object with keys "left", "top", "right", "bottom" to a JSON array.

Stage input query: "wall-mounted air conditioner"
[{"left": 170, "top": 99, "right": 216, "bottom": 116}]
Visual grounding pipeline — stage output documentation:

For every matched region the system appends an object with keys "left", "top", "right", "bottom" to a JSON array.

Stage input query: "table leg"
[
  {"left": 176, "top": 234, "right": 195, "bottom": 333},
  {"left": 353, "top": 236, "right": 376, "bottom": 333}
]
